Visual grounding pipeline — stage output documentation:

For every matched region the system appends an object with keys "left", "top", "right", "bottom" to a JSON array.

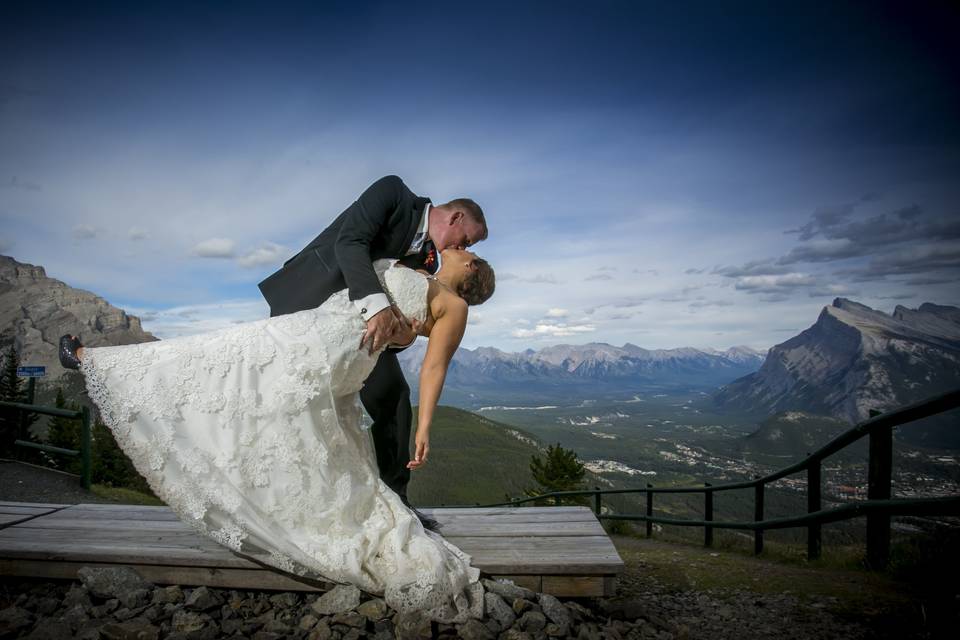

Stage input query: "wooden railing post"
[
  {"left": 704, "top": 483, "right": 713, "bottom": 548},
  {"left": 593, "top": 487, "right": 601, "bottom": 517},
  {"left": 867, "top": 409, "right": 893, "bottom": 569},
  {"left": 754, "top": 477, "right": 764, "bottom": 555},
  {"left": 807, "top": 457, "right": 821, "bottom": 560},
  {"left": 646, "top": 483, "right": 653, "bottom": 538},
  {"left": 80, "top": 405, "right": 92, "bottom": 491},
  {"left": 18, "top": 378, "right": 37, "bottom": 442}
]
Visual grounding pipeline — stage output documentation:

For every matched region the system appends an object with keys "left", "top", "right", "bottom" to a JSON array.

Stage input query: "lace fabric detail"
[{"left": 80, "top": 261, "right": 481, "bottom": 622}]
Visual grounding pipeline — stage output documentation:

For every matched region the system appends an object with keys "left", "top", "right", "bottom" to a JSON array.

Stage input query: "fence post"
[
  {"left": 80, "top": 406, "right": 92, "bottom": 491},
  {"left": 646, "top": 483, "right": 653, "bottom": 538},
  {"left": 867, "top": 409, "right": 892, "bottom": 569},
  {"left": 553, "top": 494, "right": 561, "bottom": 507},
  {"left": 593, "top": 487, "right": 601, "bottom": 517},
  {"left": 754, "top": 477, "right": 764, "bottom": 555},
  {"left": 704, "top": 483, "right": 713, "bottom": 548},
  {"left": 808, "top": 457, "right": 821, "bottom": 560},
  {"left": 18, "top": 378, "right": 37, "bottom": 441}
]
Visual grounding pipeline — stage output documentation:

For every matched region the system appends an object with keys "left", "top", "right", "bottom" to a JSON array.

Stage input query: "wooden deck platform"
[{"left": 0, "top": 502, "right": 623, "bottom": 597}]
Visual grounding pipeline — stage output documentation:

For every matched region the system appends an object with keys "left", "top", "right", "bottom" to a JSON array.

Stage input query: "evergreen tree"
[
  {"left": 46, "top": 388, "right": 81, "bottom": 473},
  {"left": 0, "top": 345, "right": 26, "bottom": 456},
  {"left": 526, "top": 442, "right": 586, "bottom": 505},
  {"left": 91, "top": 417, "right": 154, "bottom": 496}
]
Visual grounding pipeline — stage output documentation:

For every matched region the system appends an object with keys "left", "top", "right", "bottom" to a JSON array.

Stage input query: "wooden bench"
[{"left": 0, "top": 502, "right": 622, "bottom": 597}]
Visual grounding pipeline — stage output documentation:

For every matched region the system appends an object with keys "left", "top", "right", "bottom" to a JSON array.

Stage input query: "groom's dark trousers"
[{"left": 257, "top": 175, "right": 432, "bottom": 503}]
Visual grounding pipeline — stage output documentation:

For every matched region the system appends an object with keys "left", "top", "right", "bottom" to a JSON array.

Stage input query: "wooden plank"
[
  {"left": 0, "top": 541, "right": 254, "bottom": 568},
  {"left": 0, "top": 526, "right": 226, "bottom": 550},
  {"left": 41, "top": 509, "right": 181, "bottom": 522},
  {"left": 0, "top": 515, "right": 38, "bottom": 527},
  {"left": 0, "top": 502, "right": 70, "bottom": 509},
  {"left": 434, "top": 521, "right": 604, "bottom": 537},
  {"left": 445, "top": 535, "right": 621, "bottom": 552},
  {"left": 489, "top": 575, "right": 542, "bottom": 592},
  {"left": 0, "top": 506, "right": 61, "bottom": 516},
  {"left": 0, "top": 559, "right": 332, "bottom": 592},
  {"left": 59, "top": 504, "right": 177, "bottom": 519},
  {"left": 420, "top": 507, "right": 590, "bottom": 516},
  {"left": 0, "top": 528, "right": 226, "bottom": 553},
  {"left": 20, "top": 518, "right": 193, "bottom": 532},
  {"left": 541, "top": 576, "right": 608, "bottom": 597},
  {"left": 62, "top": 503, "right": 171, "bottom": 512},
  {"left": 20, "top": 518, "right": 603, "bottom": 537},
  {"left": 429, "top": 512, "right": 599, "bottom": 524},
  {"left": 0, "top": 538, "right": 623, "bottom": 576},
  {"left": 604, "top": 576, "right": 617, "bottom": 597},
  {"left": 0, "top": 558, "right": 614, "bottom": 597},
  {"left": 472, "top": 558, "right": 620, "bottom": 574},
  {"left": 462, "top": 548, "right": 622, "bottom": 566}
]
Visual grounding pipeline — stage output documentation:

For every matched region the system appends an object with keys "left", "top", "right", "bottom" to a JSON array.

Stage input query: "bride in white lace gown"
[{"left": 72, "top": 250, "right": 495, "bottom": 623}]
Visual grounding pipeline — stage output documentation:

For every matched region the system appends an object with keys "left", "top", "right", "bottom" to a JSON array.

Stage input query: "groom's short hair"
[{"left": 445, "top": 198, "right": 488, "bottom": 242}]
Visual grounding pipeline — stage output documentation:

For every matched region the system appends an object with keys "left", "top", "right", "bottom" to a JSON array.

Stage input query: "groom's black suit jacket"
[{"left": 259, "top": 175, "right": 431, "bottom": 317}]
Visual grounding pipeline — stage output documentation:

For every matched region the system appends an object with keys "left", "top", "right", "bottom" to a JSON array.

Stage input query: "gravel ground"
[{"left": 0, "top": 459, "right": 116, "bottom": 504}]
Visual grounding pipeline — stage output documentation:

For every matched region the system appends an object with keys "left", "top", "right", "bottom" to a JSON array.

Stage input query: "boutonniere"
[{"left": 424, "top": 248, "right": 436, "bottom": 269}]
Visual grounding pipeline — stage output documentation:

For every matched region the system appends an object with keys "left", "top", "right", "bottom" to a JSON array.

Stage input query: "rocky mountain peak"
[
  {"left": 0, "top": 255, "right": 47, "bottom": 283},
  {"left": 0, "top": 255, "right": 157, "bottom": 384},
  {"left": 715, "top": 298, "right": 960, "bottom": 446}
]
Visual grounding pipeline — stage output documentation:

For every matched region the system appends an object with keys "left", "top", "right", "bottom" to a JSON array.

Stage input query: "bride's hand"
[{"left": 407, "top": 432, "right": 430, "bottom": 470}]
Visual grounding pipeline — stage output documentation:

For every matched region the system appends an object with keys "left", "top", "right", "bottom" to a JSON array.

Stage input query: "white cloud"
[
  {"left": 734, "top": 273, "right": 817, "bottom": 293},
  {"left": 807, "top": 284, "right": 859, "bottom": 298},
  {"left": 521, "top": 274, "right": 559, "bottom": 284},
  {"left": 238, "top": 242, "right": 289, "bottom": 268},
  {"left": 128, "top": 227, "right": 148, "bottom": 241},
  {"left": 72, "top": 224, "right": 97, "bottom": 240},
  {"left": 689, "top": 299, "right": 735, "bottom": 308},
  {"left": 191, "top": 238, "right": 236, "bottom": 258},
  {"left": 545, "top": 308, "right": 568, "bottom": 318},
  {"left": 128, "top": 299, "right": 269, "bottom": 339},
  {"left": 512, "top": 321, "right": 596, "bottom": 339}
]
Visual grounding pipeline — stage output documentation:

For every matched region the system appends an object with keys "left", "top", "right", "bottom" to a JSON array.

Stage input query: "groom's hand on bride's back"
[
  {"left": 389, "top": 316, "right": 421, "bottom": 348},
  {"left": 361, "top": 305, "right": 415, "bottom": 354},
  {"left": 361, "top": 307, "right": 398, "bottom": 354}
]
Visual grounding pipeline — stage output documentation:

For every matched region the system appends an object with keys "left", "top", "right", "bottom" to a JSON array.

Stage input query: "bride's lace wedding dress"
[{"left": 80, "top": 260, "right": 483, "bottom": 622}]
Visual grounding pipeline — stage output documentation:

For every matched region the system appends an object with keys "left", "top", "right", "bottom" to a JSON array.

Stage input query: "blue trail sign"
[{"left": 16, "top": 366, "right": 46, "bottom": 378}]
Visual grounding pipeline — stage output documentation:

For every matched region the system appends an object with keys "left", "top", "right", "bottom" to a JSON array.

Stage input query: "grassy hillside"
[
  {"left": 406, "top": 406, "right": 541, "bottom": 506},
  {"left": 738, "top": 411, "right": 866, "bottom": 465}
]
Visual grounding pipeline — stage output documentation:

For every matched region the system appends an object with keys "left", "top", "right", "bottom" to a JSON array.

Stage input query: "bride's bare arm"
[{"left": 407, "top": 295, "right": 468, "bottom": 470}]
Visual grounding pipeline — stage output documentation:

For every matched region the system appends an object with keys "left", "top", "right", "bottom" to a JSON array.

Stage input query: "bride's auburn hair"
[{"left": 457, "top": 258, "right": 495, "bottom": 306}]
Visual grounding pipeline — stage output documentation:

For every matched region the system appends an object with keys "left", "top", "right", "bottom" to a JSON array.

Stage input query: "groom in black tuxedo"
[{"left": 258, "top": 175, "right": 487, "bottom": 530}]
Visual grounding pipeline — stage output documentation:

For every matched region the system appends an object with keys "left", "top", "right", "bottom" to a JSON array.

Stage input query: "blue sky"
[{"left": 2, "top": 1, "right": 958, "bottom": 351}]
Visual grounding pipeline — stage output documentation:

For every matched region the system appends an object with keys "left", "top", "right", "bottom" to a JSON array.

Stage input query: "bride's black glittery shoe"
[{"left": 58, "top": 334, "right": 83, "bottom": 370}]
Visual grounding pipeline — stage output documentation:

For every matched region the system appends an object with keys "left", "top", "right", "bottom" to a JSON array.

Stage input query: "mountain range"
[
  {"left": 715, "top": 298, "right": 960, "bottom": 447},
  {"left": 398, "top": 341, "right": 766, "bottom": 406}
]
